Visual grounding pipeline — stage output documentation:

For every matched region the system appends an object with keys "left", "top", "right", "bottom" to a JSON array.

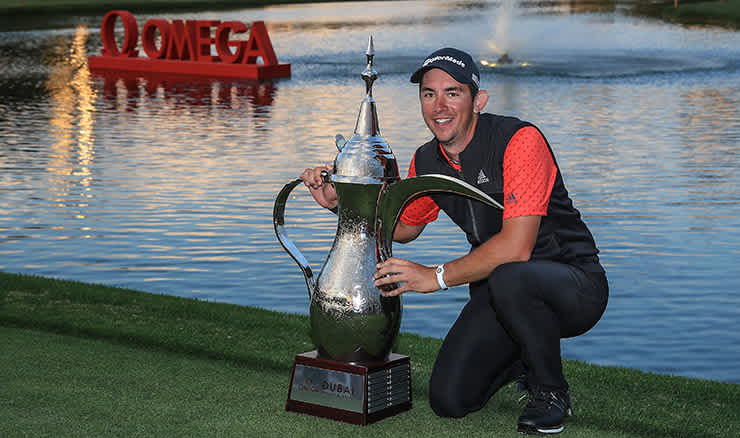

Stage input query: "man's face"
[{"left": 419, "top": 68, "right": 478, "bottom": 152}]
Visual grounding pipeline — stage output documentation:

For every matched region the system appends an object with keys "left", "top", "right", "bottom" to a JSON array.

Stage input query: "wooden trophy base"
[{"left": 285, "top": 350, "right": 412, "bottom": 425}]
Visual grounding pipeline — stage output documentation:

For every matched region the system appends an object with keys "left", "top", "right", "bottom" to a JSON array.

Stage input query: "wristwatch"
[{"left": 435, "top": 264, "right": 449, "bottom": 290}]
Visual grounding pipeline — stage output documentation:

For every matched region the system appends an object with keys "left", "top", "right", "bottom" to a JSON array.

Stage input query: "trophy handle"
[
  {"left": 273, "top": 179, "right": 316, "bottom": 299},
  {"left": 376, "top": 174, "right": 504, "bottom": 262}
]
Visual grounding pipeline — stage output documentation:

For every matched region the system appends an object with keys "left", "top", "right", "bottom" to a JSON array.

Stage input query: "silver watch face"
[{"left": 436, "top": 266, "right": 443, "bottom": 274}]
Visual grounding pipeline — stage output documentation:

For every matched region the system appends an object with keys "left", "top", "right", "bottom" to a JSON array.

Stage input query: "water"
[{"left": 1, "top": 1, "right": 739, "bottom": 384}]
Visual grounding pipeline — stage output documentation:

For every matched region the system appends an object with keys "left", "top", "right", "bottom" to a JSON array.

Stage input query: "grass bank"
[
  {"left": 663, "top": 0, "right": 740, "bottom": 27},
  {"left": 0, "top": 0, "right": 337, "bottom": 17},
  {"left": 1, "top": 271, "right": 739, "bottom": 437},
  {"left": 2, "top": 0, "right": 740, "bottom": 29}
]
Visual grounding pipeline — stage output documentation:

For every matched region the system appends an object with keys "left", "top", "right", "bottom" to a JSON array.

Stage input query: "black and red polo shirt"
[{"left": 400, "top": 113, "right": 603, "bottom": 272}]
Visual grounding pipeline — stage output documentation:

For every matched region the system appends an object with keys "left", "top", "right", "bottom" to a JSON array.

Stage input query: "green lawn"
[
  {"left": 663, "top": 0, "right": 740, "bottom": 26},
  {"left": 2, "top": 0, "right": 740, "bottom": 28},
  {"left": 1, "top": 271, "right": 739, "bottom": 437},
  {"left": 0, "top": 0, "right": 332, "bottom": 16}
]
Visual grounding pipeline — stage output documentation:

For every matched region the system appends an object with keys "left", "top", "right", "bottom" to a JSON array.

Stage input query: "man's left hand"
[{"left": 374, "top": 257, "right": 439, "bottom": 297}]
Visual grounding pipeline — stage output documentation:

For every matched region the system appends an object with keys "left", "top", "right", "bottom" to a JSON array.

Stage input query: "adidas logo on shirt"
[
  {"left": 476, "top": 169, "right": 490, "bottom": 185},
  {"left": 506, "top": 192, "right": 517, "bottom": 204}
]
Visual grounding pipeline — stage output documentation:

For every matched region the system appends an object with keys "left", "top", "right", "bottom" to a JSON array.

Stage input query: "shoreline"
[
  {"left": 0, "top": 0, "right": 331, "bottom": 16},
  {"left": 663, "top": 0, "right": 740, "bottom": 27},
  {"left": 0, "top": 0, "right": 738, "bottom": 29}
]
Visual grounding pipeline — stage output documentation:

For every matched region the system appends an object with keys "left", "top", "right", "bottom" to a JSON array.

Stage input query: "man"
[{"left": 301, "top": 47, "right": 608, "bottom": 435}]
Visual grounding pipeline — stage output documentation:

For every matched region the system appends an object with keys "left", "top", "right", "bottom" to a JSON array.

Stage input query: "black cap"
[{"left": 410, "top": 47, "right": 480, "bottom": 90}]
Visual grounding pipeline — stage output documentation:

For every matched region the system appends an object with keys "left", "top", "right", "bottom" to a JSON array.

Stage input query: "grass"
[
  {"left": 1, "top": 271, "right": 739, "bottom": 437},
  {"left": 0, "top": 0, "right": 326, "bottom": 16},
  {"left": 0, "top": 0, "right": 375, "bottom": 18},
  {"left": 2, "top": 0, "right": 740, "bottom": 29},
  {"left": 663, "top": 0, "right": 740, "bottom": 26}
]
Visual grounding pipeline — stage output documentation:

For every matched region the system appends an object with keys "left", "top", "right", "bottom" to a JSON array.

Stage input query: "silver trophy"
[{"left": 273, "top": 37, "right": 502, "bottom": 424}]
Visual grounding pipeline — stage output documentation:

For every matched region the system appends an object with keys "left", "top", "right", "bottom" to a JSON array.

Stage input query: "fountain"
[{"left": 481, "top": 0, "right": 530, "bottom": 68}]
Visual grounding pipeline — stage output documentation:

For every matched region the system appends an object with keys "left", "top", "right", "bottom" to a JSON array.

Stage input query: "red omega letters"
[{"left": 88, "top": 10, "right": 290, "bottom": 79}]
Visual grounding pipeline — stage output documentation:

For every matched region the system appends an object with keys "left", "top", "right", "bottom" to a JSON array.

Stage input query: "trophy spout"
[
  {"left": 376, "top": 175, "right": 504, "bottom": 261},
  {"left": 335, "top": 134, "right": 347, "bottom": 151},
  {"left": 273, "top": 178, "right": 317, "bottom": 299}
]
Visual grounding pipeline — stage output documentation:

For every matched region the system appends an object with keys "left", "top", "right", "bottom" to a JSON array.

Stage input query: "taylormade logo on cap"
[
  {"left": 423, "top": 55, "right": 466, "bottom": 69},
  {"left": 411, "top": 47, "right": 480, "bottom": 89}
]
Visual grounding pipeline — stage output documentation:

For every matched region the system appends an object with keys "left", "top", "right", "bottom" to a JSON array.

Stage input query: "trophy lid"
[{"left": 332, "top": 36, "right": 400, "bottom": 184}]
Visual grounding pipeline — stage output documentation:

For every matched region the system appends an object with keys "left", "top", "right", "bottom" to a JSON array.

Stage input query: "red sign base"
[{"left": 88, "top": 56, "right": 290, "bottom": 80}]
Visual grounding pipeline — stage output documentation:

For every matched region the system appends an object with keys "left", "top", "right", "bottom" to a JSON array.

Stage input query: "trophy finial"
[
  {"left": 362, "top": 35, "right": 377, "bottom": 96},
  {"left": 366, "top": 34, "right": 375, "bottom": 59},
  {"left": 333, "top": 35, "right": 396, "bottom": 183}
]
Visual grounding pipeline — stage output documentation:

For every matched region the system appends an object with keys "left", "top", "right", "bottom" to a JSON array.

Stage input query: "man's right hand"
[{"left": 300, "top": 164, "right": 338, "bottom": 209}]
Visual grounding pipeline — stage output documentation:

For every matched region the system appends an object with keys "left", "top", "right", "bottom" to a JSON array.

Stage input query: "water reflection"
[
  {"left": 44, "top": 26, "right": 97, "bottom": 234},
  {"left": 676, "top": 86, "right": 740, "bottom": 235},
  {"left": 96, "top": 73, "right": 277, "bottom": 112}
]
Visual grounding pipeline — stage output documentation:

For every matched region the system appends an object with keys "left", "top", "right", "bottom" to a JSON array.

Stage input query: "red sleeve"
[
  {"left": 502, "top": 126, "right": 557, "bottom": 219},
  {"left": 399, "top": 153, "right": 440, "bottom": 226}
]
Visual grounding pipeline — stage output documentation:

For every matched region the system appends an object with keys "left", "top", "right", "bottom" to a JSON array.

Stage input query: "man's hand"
[
  {"left": 374, "top": 257, "right": 439, "bottom": 297},
  {"left": 300, "top": 164, "right": 337, "bottom": 209}
]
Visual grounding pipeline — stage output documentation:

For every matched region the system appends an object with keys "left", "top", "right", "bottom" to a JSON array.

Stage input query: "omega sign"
[{"left": 88, "top": 10, "right": 290, "bottom": 79}]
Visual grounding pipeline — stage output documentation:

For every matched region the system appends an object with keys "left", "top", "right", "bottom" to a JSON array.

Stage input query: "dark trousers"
[{"left": 429, "top": 260, "right": 609, "bottom": 418}]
